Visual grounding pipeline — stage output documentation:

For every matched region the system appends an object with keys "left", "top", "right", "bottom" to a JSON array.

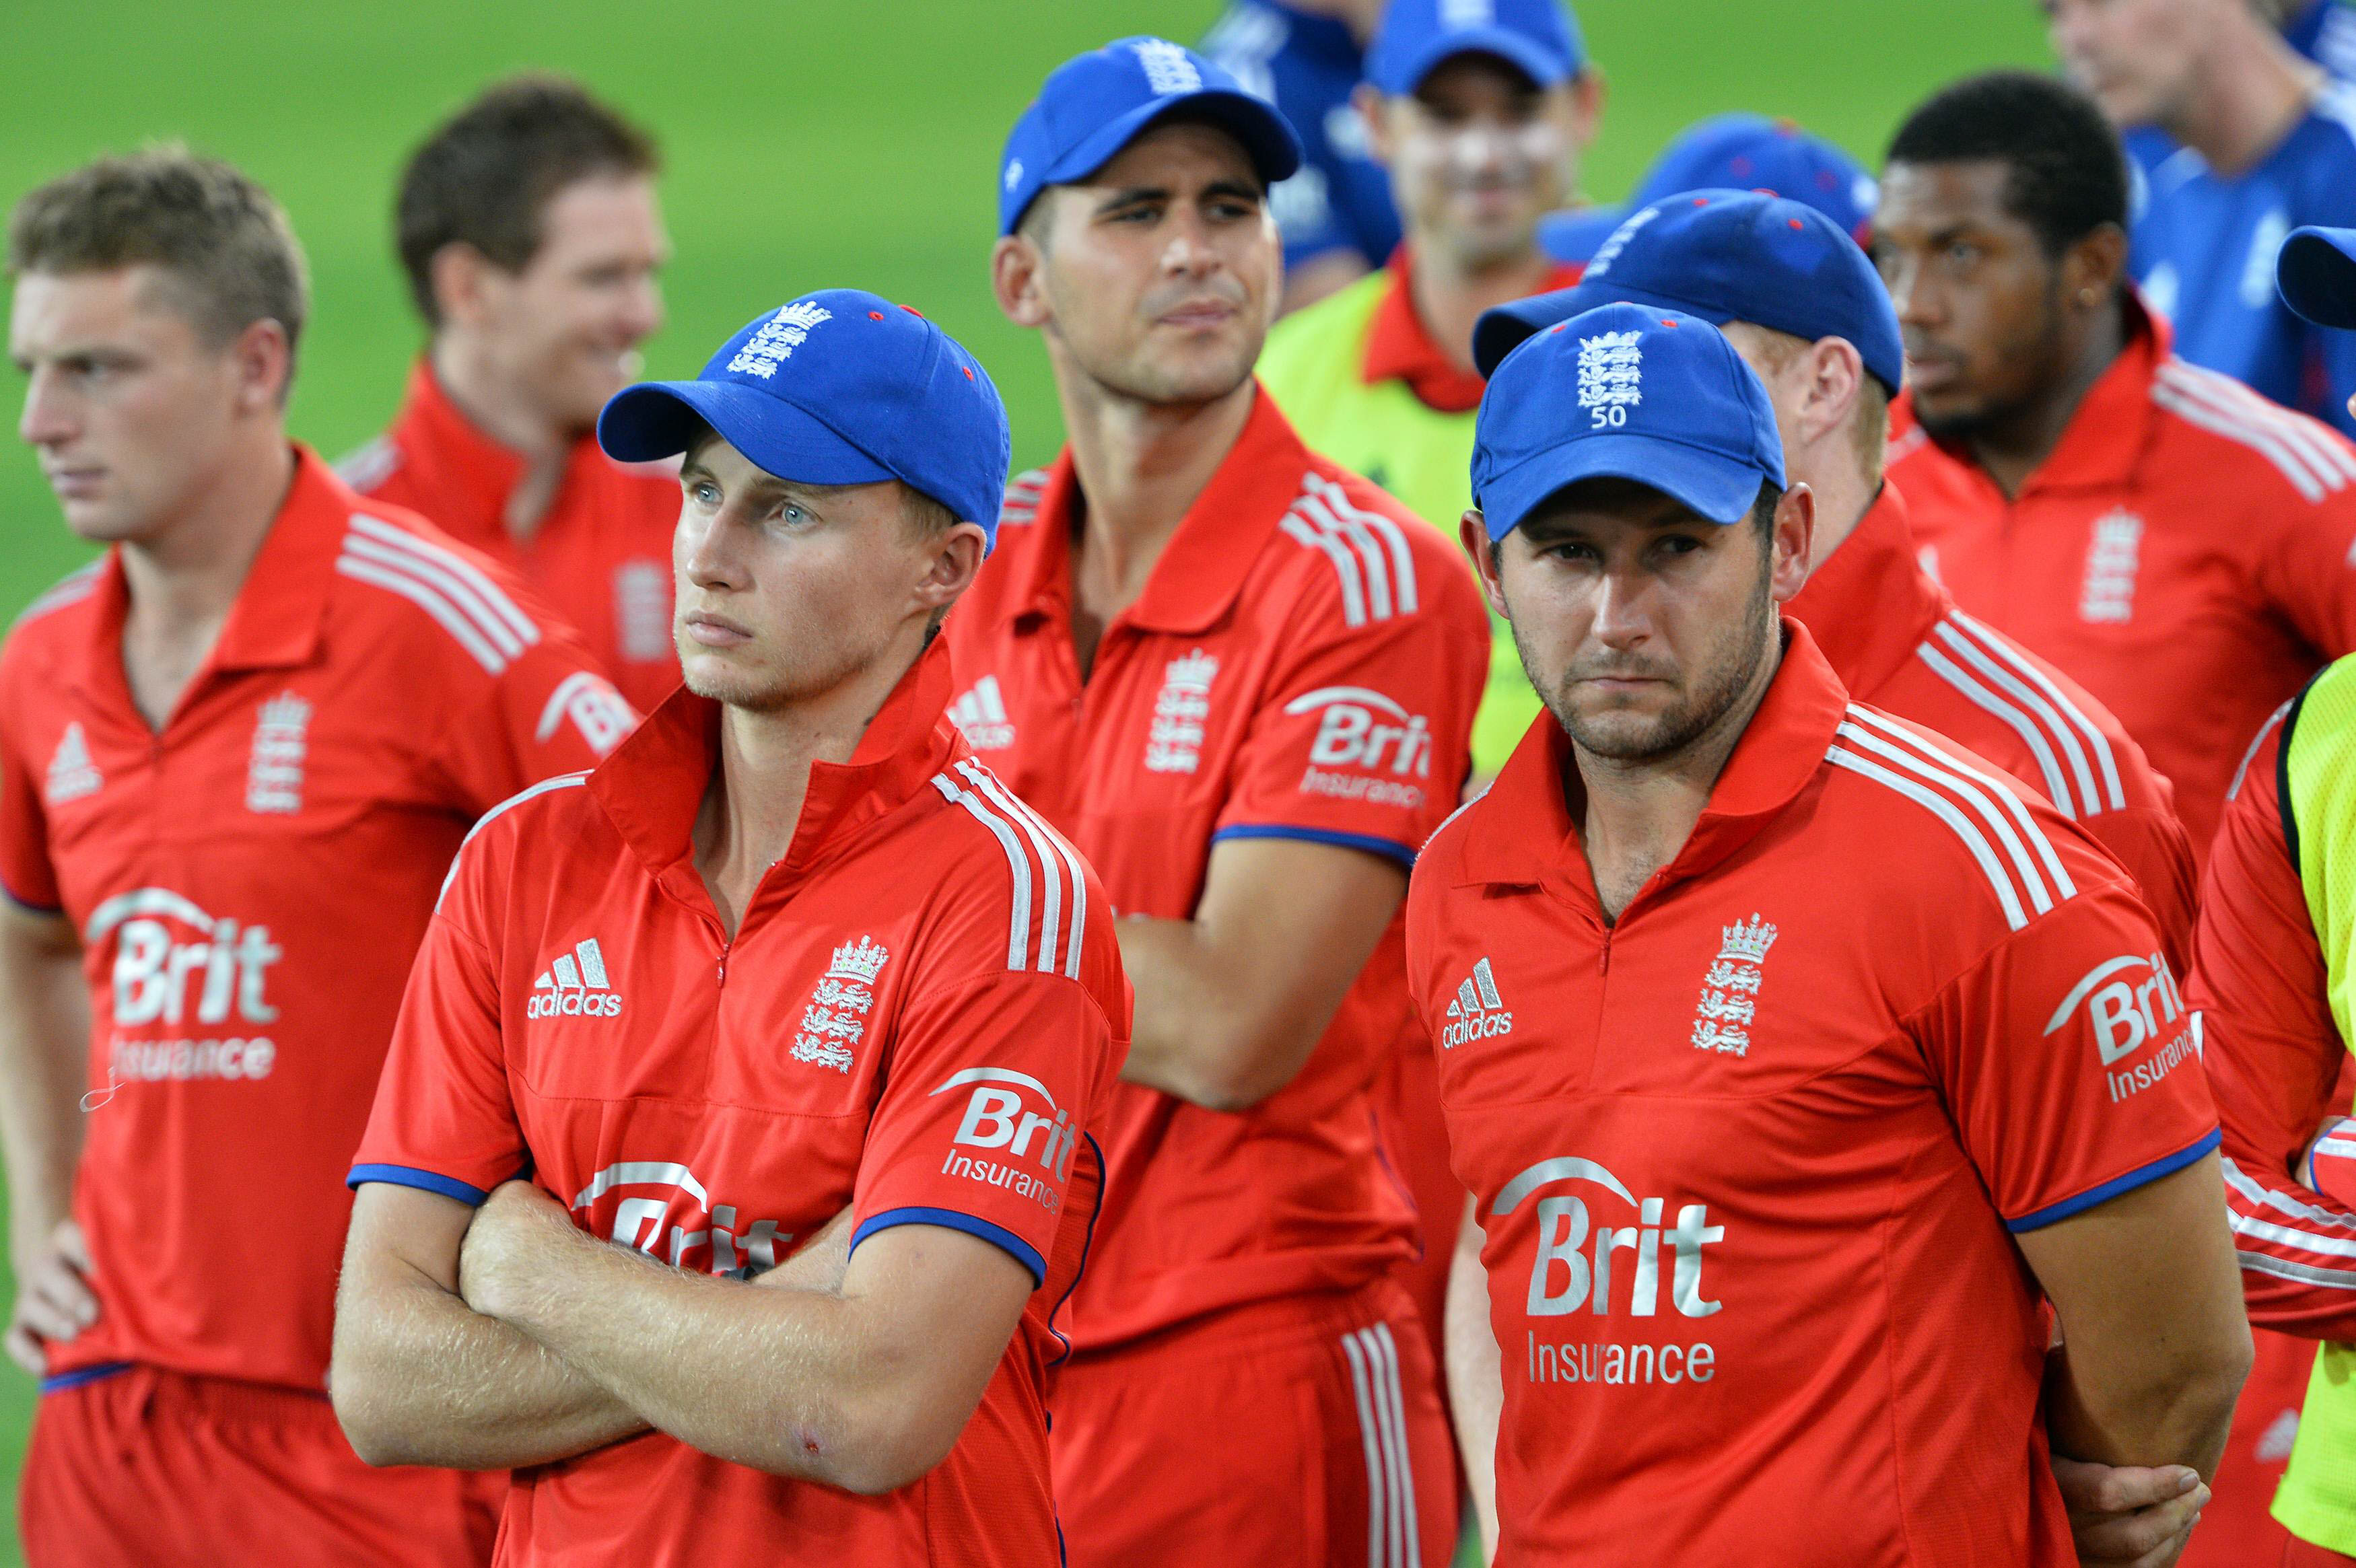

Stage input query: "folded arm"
[
  {"left": 1117, "top": 836, "right": 1408, "bottom": 1111},
  {"left": 455, "top": 1181, "right": 1031, "bottom": 1495},
  {"left": 1445, "top": 1193, "right": 1503, "bottom": 1562}
]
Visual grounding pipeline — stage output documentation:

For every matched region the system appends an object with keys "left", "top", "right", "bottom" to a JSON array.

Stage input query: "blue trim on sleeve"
[
  {"left": 0, "top": 880, "right": 61, "bottom": 917},
  {"left": 2005, "top": 1128, "right": 2222, "bottom": 1233},
  {"left": 1209, "top": 824, "right": 1418, "bottom": 869},
  {"left": 850, "top": 1207, "right": 1047, "bottom": 1287},
  {"left": 39, "top": 1360, "right": 132, "bottom": 1394},
  {"left": 1044, "top": 1133, "right": 1107, "bottom": 1369},
  {"left": 346, "top": 1164, "right": 489, "bottom": 1207}
]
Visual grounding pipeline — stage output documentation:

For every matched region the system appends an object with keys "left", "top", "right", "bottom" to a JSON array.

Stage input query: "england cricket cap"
[
  {"left": 2279, "top": 226, "right": 2356, "bottom": 328},
  {"left": 998, "top": 37, "right": 1303, "bottom": 236},
  {"left": 598, "top": 289, "right": 1013, "bottom": 550},
  {"left": 1368, "top": 0, "right": 1585, "bottom": 97},
  {"left": 1472, "top": 302, "right": 1785, "bottom": 539},
  {"left": 1476, "top": 188, "right": 1904, "bottom": 394}
]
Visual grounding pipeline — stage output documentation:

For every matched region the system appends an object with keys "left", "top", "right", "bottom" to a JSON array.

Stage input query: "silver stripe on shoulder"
[{"left": 436, "top": 773, "right": 590, "bottom": 906}]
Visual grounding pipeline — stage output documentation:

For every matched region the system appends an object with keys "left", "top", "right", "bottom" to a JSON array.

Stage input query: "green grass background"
[{"left": 0, "top": 1, "right": 2051, "bottom": 1556}]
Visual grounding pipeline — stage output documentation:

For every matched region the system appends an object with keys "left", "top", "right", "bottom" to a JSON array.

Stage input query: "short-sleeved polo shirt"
[
  {"left": 945, "top": 389, "right": 1490, "bottom": 1348},
  {"left": 1406, "top": 622, "right": 2219, "bottom": 1565},
  {"left": 0, "top": 446, "right": 631, "bottom": 1394},
  {"left": 351, "top": 639, "right": 1128, "bottom": 1567}
]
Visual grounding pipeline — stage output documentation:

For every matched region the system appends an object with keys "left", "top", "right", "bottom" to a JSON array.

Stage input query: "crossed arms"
[{"left": 331, "top": 1180, "right": 1032, "bottom": 1495}]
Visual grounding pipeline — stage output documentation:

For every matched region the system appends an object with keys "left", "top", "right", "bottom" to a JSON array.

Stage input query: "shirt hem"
[
  {"left": 850, "top": 1206, "right": 1046, "bottom": 1287},
  {"left": 346, "top": 1164, "right": 490, "bottom": 1207},
  {"left": 38, "top": 1360, "right": 133, "bottom": 1394},
  {"left": 1209, "top": 823, "right": 1418, "bottom": 869},
  {"left": 2005, "top": 1127, "right": 2222, "bottom": 1232}
]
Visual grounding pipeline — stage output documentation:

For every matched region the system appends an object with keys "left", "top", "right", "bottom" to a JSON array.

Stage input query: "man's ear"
[
  {"left": 427, "top": 242, "right": 497, "bottom": 332},
  {"left": 992, "top": 230, "right": 1050, "bottom": 330},
  {"left": 1460, "top": 510, "right": 1511, "bottom": 620},
  {"left": 1768, "top": 483, "right": 1815, "bottom": 605},
  {"left": 1800, "top": 337, "right": 1867, "bottom": 449},
  {"left": 917, "top": 521, "right": 990, "bottom": 618},
  {"left": 2063, "top": 222, "right": 2130, "bottom": 313},
  {"left": 1354, "top": 83, "right": 1395, "bottom": 168},
  {"left": 228, "top": 317, "right": 293, "bottom": 413},
  {"left": 1565, "top": 65, "right": 1607, "bottom": 151}
]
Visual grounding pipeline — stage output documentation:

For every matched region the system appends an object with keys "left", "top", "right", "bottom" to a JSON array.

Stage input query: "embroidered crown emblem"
[
  {"left": 1162, "top": 649, "right": 1220, "bottom": 692},
  {"left": 726, "top": 300, "right": 835, "bottom": 380},
  {"left": 1716, "top": 915, "right": 1778, "bottom": 966},
  {"left": 1133, "top": 38, "right": 1202, "bottom": 95},
  {"left": 825, "top": 935, "right": 891, "bottom": 987}
]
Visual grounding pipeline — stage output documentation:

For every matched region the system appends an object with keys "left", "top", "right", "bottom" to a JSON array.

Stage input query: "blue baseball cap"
[
  {"left": 1630, "top": 114, "right": 1877, "bottom": 239},
  {"left": 598, "top": 289, "right": 1013, "bottom": 550},
  {"left": 1472, "top": 302, "right": 1785, "bottom": 539},
  {"left": 2279, "top": 226, "right": 2356, "bottom": 328},
  {"left": 1473, "top": 188, "right": 1905, "bottom": 394},
  {"left": 1368, "top": 0, "right": 1586, "bottom": 97},
  {"left": 998, "top": 38, "right": 1302, "bottom": 236}
]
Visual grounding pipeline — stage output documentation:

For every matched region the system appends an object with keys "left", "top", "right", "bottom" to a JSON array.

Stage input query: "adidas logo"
[
  {"left": 1442, "top": 956, "right": 1513, "bottom": 1048},
  {"left": 948, "top": 676, "right": 1016, "bottom": 750},
  {"left": 528, "top": 937, "right": 623, "bottom": 1018},
  {"left": 45, "top": 722, "right": 101, "bottom": 806}
]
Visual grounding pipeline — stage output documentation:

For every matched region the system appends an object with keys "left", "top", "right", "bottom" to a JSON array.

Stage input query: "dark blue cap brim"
[
  {"left": 598, "top": 381, "right": 895, "bottom": 489},
  {"left": 1480, "top": 431, "right": 1769, "bottom": 540},
  {"left": 2279, "top": 227, "right": 2356, "bottom": 329},
  {"left": 1474, "top": 290, "right": 1589, "bottom": 380},
  {"left": 1020, "top": 88, "right": 1302, "bottom": 234},
  {"left": 1382, "top": 28, "right": 1570, "bottom": 95}
]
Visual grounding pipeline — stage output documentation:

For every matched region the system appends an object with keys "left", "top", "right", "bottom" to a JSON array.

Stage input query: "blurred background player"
[
  {"left": 1535, "top": 112, "right": 1879, "bottom": 266},
  {"left": 0, "top": 149, "right": 629, "bottom": 1567},
  {"left": 2046, "top": 0, "right": 2356, "bottom": 437},
  {"left": 335, "top": 291, "right": 1125, "bottom": 1566},
  {"left": 973, "top": 38, "right": 1488, "bottom": 1565},
  {"left": 1199, "top": 0, "right": 1401, "bottom": 314},
  {"left": 1259, "top": 0, "right": 1596, "bottom": 775},
  {"left": 1877, "top": 72, "right": 2356, "bottom": 1559},
  {"left": 341, "top": 74, "right": 681, "bottom": 712},
  {"left": 1474, "top": 190, "right": 2199, "bottom": 962},
  {"left": 1432, "top": 299, "right": 2250, "bottom": 1566}
]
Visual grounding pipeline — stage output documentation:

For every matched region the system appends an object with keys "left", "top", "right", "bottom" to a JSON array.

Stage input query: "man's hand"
[
  {"left": 457, "top": 1180, "right": 580, "bottom": 1324},
  {"left": 5, "top": 1219, "right": 94, "bottom": 1374},
  {"left": 2053, "top": 1456, "right": 2207, "bottom": 1567}
]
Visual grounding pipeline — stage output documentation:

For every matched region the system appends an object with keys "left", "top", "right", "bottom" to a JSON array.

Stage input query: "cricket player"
[
  {"left": 1881, "top": 71, "right": 2356, "bottom": 859},
  {"left": 331, "top": 290, "right": 1127, "bottom": 1566},
  {"left": 342, "top": 74, "right": 681, "bottom": 711},
  {"left": 1428, "top": 299, "right": 2251, "bottom": 1565},
  {"left": 1260, "top": 0, "right": 1594, "bottom": 775},
  {"left": 0, "top": 149, "right": 631, "bottom": 1566},
  {"left": 2047, "top": 0, "right": 2356, "bottom": 436},
  {"left": 1535, "top": 112, "right": 1879, "bottom": 267},
  {"left": 1199, "top": 0, "right": 1401, "bottom": 312},
  {"left": 969, "top": 38, "right": 1489, "bottom": 1564},
  {"left": 1472, "top": 189, "right": 2199, "bottom": 962}
]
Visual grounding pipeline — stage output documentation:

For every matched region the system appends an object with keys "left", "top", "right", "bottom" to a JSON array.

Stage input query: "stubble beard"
[{"left": 1523, "top": 569, "right": 1778, "bottom": 765}]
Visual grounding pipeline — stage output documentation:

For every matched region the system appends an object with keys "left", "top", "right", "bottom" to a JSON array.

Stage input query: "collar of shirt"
[
  {"left": 998, "top": 386, "right": 1318, "bottom": 637},
  {"left": 587, "top": 636, "right": 966, "bottom": 918},
  {"left": 1785, "top": 479, "right": 1947, "bottom": 698},
  {"left": 67, "top": 443, "right": 349, "bottom": 705},
  {"left": 1360, "top": 246, "right": 1585, "bottom": 414},
  {"left": 1455, "top": 618, "right": 1852, "bottom": 904},
  {"left": 390, "top": 360, "right": 615, "bottom": 548},
  {"left": 1922, "top": 289, "right": 2172, "bottom": 505}
]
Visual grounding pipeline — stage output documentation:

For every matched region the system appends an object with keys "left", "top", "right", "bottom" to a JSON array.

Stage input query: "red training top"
[
  {"left": 343, "top": 363, "right": 683, "bottom": 712},
  {"left": 1892, "top": 297, "right": 2356, "bottom": 857},
  {"left": 1791, "top": 476, "right": 2198, "bottom": 964},
  {"left": 945, "top": 390, "right": 1490, "bottom": 1349},
  {"left": 1407, "top": 623, "right": 2219, "bottom": 1566},
  {"left": 0, "top": 448, "right": 630, "bottom": 1394},
  {"left": 351, "top": 640, "right": 1128, "bottom": 1566}
]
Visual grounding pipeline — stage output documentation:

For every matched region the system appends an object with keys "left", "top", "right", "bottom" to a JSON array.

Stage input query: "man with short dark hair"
[
  {"left": 968, "top": 37, "right": 1490, "bottom": 1564},
  {"left": 332, "top": 290, "right": 1125, "bottom": 1567},
  {"left": 1423, "top": 299, "right": 2250, "bottom": 1565},
  {"left": 0, "top": 147, "right": 629, "bottom": 1567},
  {"left": 1879, "top": 73, "right": 2356, "bottom": 1561},
  {"left": 344, "top": 74, "right": 680, "bottom": 710},
  {"left": 2046, "top": 0, "right": 2356, "bottom": 435}
]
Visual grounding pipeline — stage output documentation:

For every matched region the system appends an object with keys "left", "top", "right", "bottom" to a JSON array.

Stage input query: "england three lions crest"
[{"left": 1691, "top": 915, "right": 1776, "bottom": 1058}]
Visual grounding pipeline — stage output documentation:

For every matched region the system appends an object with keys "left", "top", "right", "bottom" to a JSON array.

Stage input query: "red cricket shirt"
[
  {"left": 944, "top": 390, "right": 1490, "bottom": 1349},
  {"left": 0, "top": 447, "right": 631, "bottom": 1394},
  {"left": 1793, "top": 478, "right": 2198, "bottom": 963},
  {"left": 343, "top": 363, "right": 682, "bottom": 712},
  {"left": 1407, "top": 622, "right": 2219, "bottom": 1567},
  {"left": 349, "top": 639, "right": 1128, "bottom": 1566},
  {"left": 1361, "top": 246, "right": 1585, "bottom": 413},
  {"left": 2191, "top": 699, "right": 2356, "bottom": 1339},
  {"left": 1894, "top": 299, "right": 2356, "bottom": 857}
]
